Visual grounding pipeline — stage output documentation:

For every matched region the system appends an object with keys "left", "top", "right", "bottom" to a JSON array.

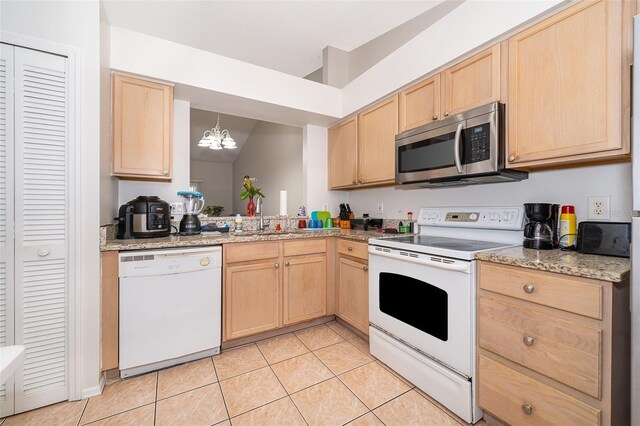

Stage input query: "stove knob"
[
  {"left": 469, "top": 213, "right": 478, "bottom": 221},
  {"left": 503, "top": 213, "right": 513, "bottom": 221},
  {"left": 489, "top": 213, "right": 499, "bottom": 221},
  {"left": 430, "top": 213, "right": 438, "bottom": 220}
]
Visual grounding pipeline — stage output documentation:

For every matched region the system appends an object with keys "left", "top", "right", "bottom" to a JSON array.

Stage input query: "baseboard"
[{"left": 81, "top": 374, "right": 105, "bottom": 399}]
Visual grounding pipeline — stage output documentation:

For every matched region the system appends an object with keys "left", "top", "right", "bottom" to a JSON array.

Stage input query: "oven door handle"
[
  {"left": 369, "top": 249, "right": 471, "bottom": 273},
  {"left": 454, "top": 122, "right": 463, "bottom": 174}
]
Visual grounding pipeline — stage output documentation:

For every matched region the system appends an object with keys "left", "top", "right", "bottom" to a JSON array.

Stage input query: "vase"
[{"left": 246, "top": 197, "right": 256, "bottom": 216}]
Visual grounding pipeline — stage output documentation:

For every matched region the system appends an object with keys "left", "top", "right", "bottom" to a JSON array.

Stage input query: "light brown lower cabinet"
[
  {"left": 335, "top": 240, "right": 369, "bottom": 335},
  {"left": 477, "top": 261, "right": 630, "bottom": 426},
  {"left": 223, "top": 239, "right": 329, "bottom": 342},
  {"left": 101, "top": 251, "right": 119, "bottom": 371}
]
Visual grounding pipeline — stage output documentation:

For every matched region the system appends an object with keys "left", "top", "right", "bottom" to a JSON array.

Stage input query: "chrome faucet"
[{"left": 256, "top": 196, "right": 266, "bottom": 231}]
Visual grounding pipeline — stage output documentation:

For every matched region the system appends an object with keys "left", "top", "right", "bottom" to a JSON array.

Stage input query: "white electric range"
[{"left": 368, "top": 206, "right": 525, "bottom": 424}]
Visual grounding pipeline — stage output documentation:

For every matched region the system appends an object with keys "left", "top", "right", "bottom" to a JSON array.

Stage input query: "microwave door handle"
[{"left": 454, "top": 122, "right": 463, "bottom": 174}]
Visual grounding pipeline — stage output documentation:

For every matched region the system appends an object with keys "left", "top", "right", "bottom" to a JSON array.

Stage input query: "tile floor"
[{"left": 0, "top": 321, "right": 483, "bottom": 426}]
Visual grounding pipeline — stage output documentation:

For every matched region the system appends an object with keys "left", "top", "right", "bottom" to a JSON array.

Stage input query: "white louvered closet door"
[
  {"left": 12, "top": 45, "right": 68, "bottom": 414},
  {"left": 0, "top": 43, "right": 17, "bottom": 418}
]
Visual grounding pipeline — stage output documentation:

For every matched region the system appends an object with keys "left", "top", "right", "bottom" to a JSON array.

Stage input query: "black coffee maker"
[{"left": 523, "top": 203, "right": 559, "bottom": 250}]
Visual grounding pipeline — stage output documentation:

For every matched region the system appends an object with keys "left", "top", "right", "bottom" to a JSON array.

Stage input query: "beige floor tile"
[
  {"left": 314, "top": 341, "right": 373, "bottom": 375},
  {"left": 219, "top": 366, "right": 286, "bottom": 417},
  {"left": 294, "top": 324, "right": 344, "bottom": 351},
  {"left": 346, "top": 412, "right": 385, "bottom": 426},
  {"left": 326, "top": 321, "right": 357, "bottom": 340},
  {"left": 340, "top": 362, "right": 411, "bottom": 409},
  {"left": 271, "top": 352, "right": 333, "bottom": 393},
  {"left": 374, "top": 389, "right": 463, "bottom": 426},
  {"left": 85, "top": 404, "right": 155, "bottom": 425},
  {"left": 3, "top": 399, "right": 87, "bottom": 426},
  {"left": 349, "top": 336, "right": 371, "bottom": 355},
  {"left": 213, "top": 344, "right": 267, "bottom": 380},
  {"left": 215, "top": 421, "right": 231, "bottom": 426},
  {"left": 156, "top": 383, "right": 228, "bottom": 426},
  {"left": 256, "top": 333, "right": 309, "bottom": 364},
  {"left": 414, "top": 387, "right": 467, "bottom": 424},
  {"left": 157, "top": 357, "right": 218, "bottom": 400},
  {"left": 231, "top": 396, "right": 306, "bottom": 426},
  {"left": 80, "top": 373, "right": 157, "bottom": 424},
  {"left": 377, "top": 361, "right": 414, "bottom": 388},
  {"left": 291, "top": 377, "right": 368, "bottom": 426}
]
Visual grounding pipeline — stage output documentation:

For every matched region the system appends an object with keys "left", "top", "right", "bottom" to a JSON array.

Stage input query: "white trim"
[
  {"left": 0, "top": 30, "right": 83, "bottom": 401},
  {"left": 81, "top": 375, "right": 105, "bottom": 400}
]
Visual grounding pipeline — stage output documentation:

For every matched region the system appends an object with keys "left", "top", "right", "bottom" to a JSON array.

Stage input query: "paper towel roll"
[{"left": 279, "top": 190, "right": 288, "bottom": 216}]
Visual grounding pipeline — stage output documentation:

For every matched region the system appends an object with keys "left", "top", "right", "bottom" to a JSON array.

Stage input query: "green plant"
[
  {"left": 203, "top": 205, "right": 224, "bottom": 217},
  {"left": 240, "top": 175, "right": 265, "bottom": 200}
]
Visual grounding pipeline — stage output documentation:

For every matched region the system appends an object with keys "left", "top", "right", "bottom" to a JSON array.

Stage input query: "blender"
[{"left": 177, "top": 191, "right": 205, "bottom": 235}]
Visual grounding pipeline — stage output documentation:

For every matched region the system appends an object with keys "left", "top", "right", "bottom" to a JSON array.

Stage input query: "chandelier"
[{"left": 197, "top": 114, "right": 236, "bottom": 150}]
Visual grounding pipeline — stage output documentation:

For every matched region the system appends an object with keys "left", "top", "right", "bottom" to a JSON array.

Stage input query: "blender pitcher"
[{"left": 177, "top": 191, "right": 205, "bottom": 235}]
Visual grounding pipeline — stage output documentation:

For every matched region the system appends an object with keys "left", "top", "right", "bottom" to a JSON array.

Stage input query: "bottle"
[
  {"left": 559, "top": 205, "right": 577, "bottom": 247},
  {"left": 234, "top": 214, "right": 243, "bottom": 232}
]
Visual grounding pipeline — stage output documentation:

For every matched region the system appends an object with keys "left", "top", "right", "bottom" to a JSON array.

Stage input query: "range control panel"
[{"left": 418, "top": 207, "right": 525, "bottom": 230}]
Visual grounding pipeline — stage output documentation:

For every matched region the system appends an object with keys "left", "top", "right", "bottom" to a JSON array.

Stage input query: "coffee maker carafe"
[
  {"left": 523, "top": 203, "right": 559, "bottom": 250},
  {"left": 178, "top": 191, "right": 205, "bottom": 235}
]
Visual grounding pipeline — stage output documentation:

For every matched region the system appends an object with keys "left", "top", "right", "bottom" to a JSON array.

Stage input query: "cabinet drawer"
[
  {"left": 478, "top": 296, "right": 601, "bottom": 398},
  {"left": 337, "top": 239, "right": 368, "bottom": 261},
  {"left": 479, "top": 355, "right": 600, "bottom": 426},
  {"left": 283, "top": 238, "right": 326, "bottom": 257},
  {"left": 225, "top": 241, "right": 280, "bottom": 263},
  {"left": 479, "top": 262, "right": 602, "bottom": 319}
]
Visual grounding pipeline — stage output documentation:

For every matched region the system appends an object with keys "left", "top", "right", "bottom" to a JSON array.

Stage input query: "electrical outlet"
[
  {"left": 377, "top": 202, "right": 384, "bottom": 214},
  {"left": 587, "top": 196, "right": 610, "bottom": 220}
]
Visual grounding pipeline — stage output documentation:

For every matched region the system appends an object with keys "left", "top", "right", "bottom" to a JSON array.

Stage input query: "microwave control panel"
[{"left": 466, "top": 123, "right": 490, "bottom": 163}]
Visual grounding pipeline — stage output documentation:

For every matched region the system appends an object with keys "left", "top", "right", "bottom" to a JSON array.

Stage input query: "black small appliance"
[
  {"left": 523, "top": 203, "right": 559, "bottom": 250},
  {"left": 576, "top": 221, "right": 631, "bottom": 258},
  {"left": 117, "top": 196, "right": 171, "bottom": 239}
]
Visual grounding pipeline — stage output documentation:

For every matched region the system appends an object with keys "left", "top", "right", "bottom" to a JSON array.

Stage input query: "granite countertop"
[
  {"left": 100, "top": 229, "right": 382, "bottom": 252},
  {"left": 476, "top": 246, "right": 630, "bottom": 283}
]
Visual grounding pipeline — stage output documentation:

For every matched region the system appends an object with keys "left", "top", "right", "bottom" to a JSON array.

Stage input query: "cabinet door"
[
  {"left": 442, "top": 45, "right": 501, "bottom": 117},
  {"left": 283, "top": 255, "right": 327, "bottom": 325},
  {"left": 337, "top": 256, "right": 369, "bottom": 335},
  {"left": 328, "top": 117, "right": 358, "bottom": 188},
  {"left": 507, "top": 0, "right": 627, "bottom": 168},
  {"left": 399, "top": 75, "right": 441, "bottom": 132},
  {"left": 224, "top": 261, "right": 280, "bottom": 341},
  {"left": 358, "top": 95, "right": 398, "bottom": 184},
  {"left": 112, "top": 73, "right": 173, "bottom": 180}
]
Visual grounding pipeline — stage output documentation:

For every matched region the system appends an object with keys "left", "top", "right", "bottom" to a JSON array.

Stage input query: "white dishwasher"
[{"left": 118, "top": 246, "right": 221, "bottom": 378}]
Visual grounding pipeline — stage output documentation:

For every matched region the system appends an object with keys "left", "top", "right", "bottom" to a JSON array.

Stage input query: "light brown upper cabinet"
[
  {"left": 399, "top": 45, "right": 501, "bottom": 132},
  {"left": 328, "top": 95, "right": 398, "bottom": 189},
  {"left": 112, "top": 73, "right": 174, "bottom": 180},
  {"left": 358, "top": 95, "right": 398, "bottom": 185},
  {"left": 506, "top": 0, "right": 630, "bottom": 169},
  {"left": 328, "top": 116, "right": 358, "bottom": 188}
]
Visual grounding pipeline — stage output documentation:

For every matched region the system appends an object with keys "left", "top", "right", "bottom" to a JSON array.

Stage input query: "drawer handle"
[
  {"left": 432, "top": 114, "right": 438, "bottom": 120},
  {"left": 348, "top": 247, "right": 353, "bottom": 251},
  {"left": 523, "top": 336, "right": 535, "bottom": 347},
  {"left": 522, "top": 403, "right": 533, "bottom": 415},
  {"left": 274, "top": 262, "right": 279, "bottom": 269},
  {"left": 363, "top": 266, "right": 368, "bottom": 271},
  {"left": 523, "top": 284, "right": 535, "bottom": 294},
  {"left": 284, "top": 261, "right": 290, "bottom": 266}
]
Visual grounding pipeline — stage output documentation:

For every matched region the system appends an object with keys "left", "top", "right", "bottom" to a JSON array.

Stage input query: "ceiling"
[
  {"left": 101, "top": 0, "right": 443, "bottom": 78},
  {"left": 190, "top": 109, "right": 258, "bottom": 163}
]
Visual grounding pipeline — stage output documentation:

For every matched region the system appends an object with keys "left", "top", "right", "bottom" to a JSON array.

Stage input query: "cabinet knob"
[
  {"left": 348, "top": 247, "right": 353, "bottom": 251},
  {"left": 523, "top": 284, "right": 535, "bottom": 294},
  {"left": 523, "top": 336, "right": 535, "bottom": 346},
  {"left": 274, "top": 262, "right": 279, "bottom": 269},
  {"left": 284, "top": 261, "right": 290, "bottom": 266},
  {"left": 163, "top": 170, "right": 169, "bottom": 176},
  {"left": 363, "top": 266, "right": 368, "bottom": 271},
  {"left": 432, "top": 115, "right": 438, "bottom": 120},
  {"left": 522, "top": 403, "right": 533, "bottom": 415},
  {"left": 358, "top": 180, "right": 363, "bottom": 184},
  {"left": 37, "top": 249, "right": 50, "bottom": 257},
  {"left": 352, "top": 180, "right": 357, "bottom": 184},
  {"left": 444, "top": 112, "right": 449, "bottom": 117},
  {"left": 508, "top": 155, "right": 516, "bottom": 163}
]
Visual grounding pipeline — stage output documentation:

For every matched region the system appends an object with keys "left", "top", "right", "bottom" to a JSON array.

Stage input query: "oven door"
[
  {"left": 395, "top": 121, "right": 466, "bottom": 183},
  {"left": 368, "top": 248, "right": 475, "bottom": 377}
]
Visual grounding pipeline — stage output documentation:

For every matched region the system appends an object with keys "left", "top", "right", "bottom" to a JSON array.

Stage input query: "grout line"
[
  {"left": 153, "top": 371, "right": 159, "bottom": 426},
  {"left": 215, "top": 381, "right": 231, "bottom": 423},
  {"left": 75, "top": 398, "right": 89, "bottom": 426}
]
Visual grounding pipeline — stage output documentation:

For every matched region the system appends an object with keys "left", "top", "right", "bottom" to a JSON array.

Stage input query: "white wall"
[
  {"left": 1, "top": 0, "right": 102, "bottom": 398},
  {"left": 303, "top": 125, "right": 349, "bottom": 216},
  {"left": 118, "top": 100, "right": 191, "bottom": 208},
  {"left": 100, "top": 4, "right": 117, "bottom": 225},
  {"left": 232, "top": 122, "right": 303, "bottom": 216},
  {"left": 190, "top": 161, "right": 234, "bottom": 216},
  {"left": 347, "top": 164, "right": 633, "bottom": 223}
]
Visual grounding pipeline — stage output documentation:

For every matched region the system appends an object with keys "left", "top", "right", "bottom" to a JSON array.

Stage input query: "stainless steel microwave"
[{"left": 395, "top": 102, "right": 527, "bottom": 187}]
